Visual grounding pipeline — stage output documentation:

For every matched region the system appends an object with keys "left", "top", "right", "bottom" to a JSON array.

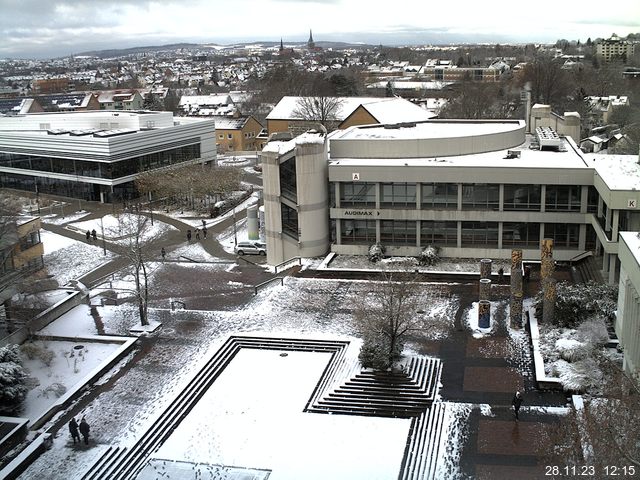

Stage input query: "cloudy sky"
[{"left": 1, "top": 0, "right": 639, "bottom": 59}]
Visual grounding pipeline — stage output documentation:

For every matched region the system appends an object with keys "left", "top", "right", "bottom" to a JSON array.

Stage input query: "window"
[
  {"left": 421, "top": 221, "right": 457, "bottom": 246},
  {"left": 461, "top": 222, "right": 499, "bottom": 247},
  {"left": 218, "top": 134, "right": 223, "bottom": 139},
  {"left": 545, "top": 185, "right": 581, "bottom": 211},
  {"left": 380, "top": 183, "right": 416, "bottom": 208},
  {"left": 544, "top": 223, "right": 579, "bottom": 248},
  {"left": 462, "top": 184, "right": 499, "bottom": 210},
  {"left": 503, "top": 222, "right": 540, "bottom": 247},
  {"left": 380, "top": 220, "right": 416, "bottom": 245},
  {"left": 340, "top": 182, "right": 375, "bottom": 207},
  {"left": 279, "top": 156, "right": 297, "bottom": 202},
  {"left": 503, "top": 185, "right": 541, "bottom": 211},
  {"left": 421, "top": 183, "right": 457, "bottom": 209},
  {"left": 341, "top": 220, "right": 376, "bottom": 244},
  {"left": 227, "top": 133, "right": 233, "bottom": 139},
  {"left": 281, "top": 203, "right": 298, "bottom": 239},
  {"left": 587, "top": 186, "right": 598, "bottom": 213}
]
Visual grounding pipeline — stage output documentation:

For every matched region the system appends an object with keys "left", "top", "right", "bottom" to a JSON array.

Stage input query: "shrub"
[
  {"left": 0, "top": 345, "right": 28, "bottom": 414},
  {"left": 368, "top": 243, "right": 386, "bottom": 263},
  {"left": 20, "top": 342, "right": 55, "bottom": 366},
  {"left": 419, "top": 245, "right": 440, "bottom": 266}
]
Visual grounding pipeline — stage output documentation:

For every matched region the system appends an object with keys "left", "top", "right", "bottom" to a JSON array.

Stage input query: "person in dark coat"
[
  {"left": 186, "top": 229, "right": 192, "bottom": 243},
  {"left": 69, "top": 418, "right": 80, "bottom": 444},
  {"left": 91, "top": 229, "right": 97, "bottom": 241},
  {"left": 498, "top": 267, "right": 504, "bottom": 283},
  {"left": 161, "top": 247, "right": 166, "bottom": 260},
  {"left": 86, "top": 230, "right": 91, "bottom": 241},
  {"left": 512, "top": 391, "right": 523, "bottom": 420},
  {"left": 79, "top": 417, "right": 90, "bottom": 445},
  {"left": 202, "top": 227, "right": 208, "bottom": 239}
]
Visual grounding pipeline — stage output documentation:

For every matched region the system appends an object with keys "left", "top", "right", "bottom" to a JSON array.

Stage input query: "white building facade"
[{"left": 0, "top": 111, "right": 216, "bottom": 203}]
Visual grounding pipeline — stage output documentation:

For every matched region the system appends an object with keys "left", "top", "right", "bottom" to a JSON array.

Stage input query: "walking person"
[
  {"left": 512, "top": 391, "right": 523, "bottom": 421},
  {"left": 79, "top": 417, "right": 90, "bottom": 445},
  {"left": 498, "top": 267, "right": 504, "bottom": 284},
  {"left": 161, "top": 247, "right": 166, "bottom": 261},
  {"left": 201, "top": 219, "right": 206, "bottom": 228},
  {"left": 91, "top": 229, "right": 97, "bottom": 241},
  {"left": 203, "top": 227, "right": 207, "bottom": 239},
  {"left": 186, "top": 229, "right": 192, "bottom": 243},
  {"left": 195, "top": 228, "right": 200, "bottom": 240},
  {"left": 86, "top": 230, "right": 91, "bottom": 242},
  {"left": 69, "top": 418, "right": 80, "bottom": 444}
]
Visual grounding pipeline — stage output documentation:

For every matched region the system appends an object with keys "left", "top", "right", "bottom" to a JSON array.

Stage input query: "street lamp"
[
  {"left": 100, "top": 216, "right": 107, "bottom": 256},
  {"left": 233, "top": 207, "right": 237, "bottom": 246}
]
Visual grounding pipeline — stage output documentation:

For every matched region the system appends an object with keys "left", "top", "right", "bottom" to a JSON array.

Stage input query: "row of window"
[
  {"left": 339, "top": 220, "right": 593, "bottom": 249},
  {"left": 0, "top": 144, "right": 201, "bottom": 180},
  {"left": 336, "top": 182, "right": 597, "bottom": 212}
]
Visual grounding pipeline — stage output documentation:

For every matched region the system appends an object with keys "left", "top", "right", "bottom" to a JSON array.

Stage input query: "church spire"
[
  {"left": 308, "top": 29, "right": 315, "bottom": 49},
  {"left": 279, "top": 38, "right": 284, "bottom": 52}
]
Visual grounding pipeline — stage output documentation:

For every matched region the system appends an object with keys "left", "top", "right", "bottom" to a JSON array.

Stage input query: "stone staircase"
[
  {"left": 399, "top": 402, "right": 447, "bottom": 480},
  {"left": 572, "top": 256, "right": 604, "bottom": 284}
]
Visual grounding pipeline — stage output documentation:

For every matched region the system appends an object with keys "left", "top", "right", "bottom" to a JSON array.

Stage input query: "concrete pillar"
[
  {"left": 511, "top": 292, "right": 523, "bottom": 329},
  {"left": 247, "top": 205, "right": 259, "bottom": 240},
  {"left": 541, "top": 238, "right": 556, "bottom": 323},
  {"left": 258, "top": 206, "right": 266, "bottom": 242},
  {"left": 609, "top": 255, "right": 617, "bottom": 285},
  {"left": 543, "top": 278, "right": 556, "bottom": 324},
  {"left": 479, "top": 278, "right": 492, "bottom": 301},
  {"left": 478, "top": 300, "right": 491, "bottom": 329},
  {"left": 480, "top": 258, "right": 492, "bottom": 279},
  {"left": 510, "top": 249, "right": 523, "bottom": 327}
]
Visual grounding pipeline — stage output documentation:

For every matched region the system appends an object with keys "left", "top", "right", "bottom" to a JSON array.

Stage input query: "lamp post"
[
  {"left": 148, "top": 192, "right": 154, "bottom": 226},
  {"left": 233, "top": 207, "right": 237, "bottom": 246},
  {"left": 100, "top": 216, "right": 106, "bottom": 256}
]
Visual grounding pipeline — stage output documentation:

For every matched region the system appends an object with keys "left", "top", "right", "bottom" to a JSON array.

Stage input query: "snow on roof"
[
  {"left": 212, "top": 116, "right": 247, "bottom": 130},
  {"left": 266, "top": 96, "right": 432, "bottom": 122},
  {"left": 591, "top": 154, "right": 640, "bottom": 191},
  {"left": 262, "top": 131, "right": 326, "bottom": 155},
  {"left": 358, "top": 99, "right": 436, "bottom": 124},
  {"left": 179, "top": 94, "right": 233, "bottom": 107},
  {"left": 620, "top": 232, "right": 640, "bottom": 266}
]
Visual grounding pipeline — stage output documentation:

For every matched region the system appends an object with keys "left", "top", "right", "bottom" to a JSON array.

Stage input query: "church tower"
[
  {"left": 279, "top": 38, "right": 284, "bottom": 52},
  {"left": 307, "top": 29, "right": 315, "bottom": 49}
]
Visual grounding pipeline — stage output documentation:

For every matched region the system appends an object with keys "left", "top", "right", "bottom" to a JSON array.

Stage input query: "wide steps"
[
  {"left": 399, "top": 402, "right": 447, "bottom": 480},
  {"left": 82, "top": 336, "right": 349, "bottom": 480}
]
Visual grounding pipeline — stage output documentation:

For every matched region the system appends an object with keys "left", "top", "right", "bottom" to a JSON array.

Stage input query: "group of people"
[
  {"left": 186, "top": 220, "right": 208, "bottom": 243},
  {"left": 85, "top": 229, "right": 97, "bottom": 242},
  {"left": 68, "top": 417, "right": 90, "bottom": 445}
]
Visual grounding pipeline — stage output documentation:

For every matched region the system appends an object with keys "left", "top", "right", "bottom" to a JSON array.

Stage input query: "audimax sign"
[{"left": 343, "top": 210, "right": 380, "bottom": 216}]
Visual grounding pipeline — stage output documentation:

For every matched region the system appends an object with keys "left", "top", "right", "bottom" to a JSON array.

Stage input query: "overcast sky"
[{"left": 1, "top": 0, "right": 639, "bottom": 59}]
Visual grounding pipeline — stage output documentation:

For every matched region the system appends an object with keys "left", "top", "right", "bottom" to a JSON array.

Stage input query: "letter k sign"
[{"left": 629, "top": 199, "right": 637, "bottom": 208}]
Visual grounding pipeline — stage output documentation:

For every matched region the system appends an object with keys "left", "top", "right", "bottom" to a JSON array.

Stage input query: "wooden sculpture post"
[{"left": 510, "top": 249, "right": 523, "bottom": 328}]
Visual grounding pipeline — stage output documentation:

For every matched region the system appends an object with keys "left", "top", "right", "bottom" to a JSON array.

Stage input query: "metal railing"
[
  {"left": 274, "top": 257, "right": 302, "bottom": 274},
  {"left": 254, "top": 277, "right": 284, "bottom": 295}
]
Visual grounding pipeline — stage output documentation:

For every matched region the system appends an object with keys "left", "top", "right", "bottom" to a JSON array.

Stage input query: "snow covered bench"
[{"left": 528, "top": 310, "right": 563, "bottom": 390}]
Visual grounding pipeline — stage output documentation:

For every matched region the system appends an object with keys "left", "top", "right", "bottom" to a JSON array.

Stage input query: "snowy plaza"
[{"left": 0, "top": 191, "right": 616, "bottom": 480}]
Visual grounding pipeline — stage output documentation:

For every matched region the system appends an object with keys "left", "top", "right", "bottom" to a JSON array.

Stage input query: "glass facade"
[
  {"left": 461, "top": 222, "right": 499, "bottom": 247},
  {"left": 462, "top": 184, "right": 499, "bottom": 210},
  {"left": 279, "top": 156, "right": 297, "bottom": 202},
  {"left": 341, "top": 220, "right": 376, "bottom": 244},
  {"left": 281, "top": 203, "right": 298, "bottom": 239},
  {"left": 0, "top": 144, "right": 201, "bottom": 181},
  {"left": 420, "top": 221, "right": 457, "bottom": 246},
  {"left": 544, "top": 223, "right": 580, "bottom": 248},
  {"left": 380, "top": 183, "right": 416, "bottom": 208},
  {"left": 503, "top": 184, "right": 541, "bottom": 211},
  {"left": 421, "top": 183, "right": 457, "bottom": 209},
  {"left": 340, "top": 182, "right": 376, "bottom": 208},
  {"left": 380, "top": 220, "right": 416, "bottom": 245},
  {"left": 545, "top": 185, "right": 581, "bottom": 211},
  {"left": 502, "top": 222, "right": 540, "bottom": 247}
]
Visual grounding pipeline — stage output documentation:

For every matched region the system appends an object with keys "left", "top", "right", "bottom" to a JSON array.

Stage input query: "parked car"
[{"left": 234, "top": 241, "right": 266, "bottom": 256}]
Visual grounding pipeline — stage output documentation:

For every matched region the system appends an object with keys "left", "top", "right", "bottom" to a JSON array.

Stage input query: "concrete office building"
[
  {"left": 0, "top": 111, "right": 216, "bottom": 202},
  {"left": 261, "top": 120, "right": 640, "bottom": 287}
]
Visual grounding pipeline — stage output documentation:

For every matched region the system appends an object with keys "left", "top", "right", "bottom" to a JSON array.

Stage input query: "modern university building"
[
  {"left": 262, "top": 119, "right": 640, "bottom": 279},
  {"left": 261, "top": 118, "right": 640, "bottom": 374},
  {"left": 0, "top": 111, "right": 216, "bottom": 203}
]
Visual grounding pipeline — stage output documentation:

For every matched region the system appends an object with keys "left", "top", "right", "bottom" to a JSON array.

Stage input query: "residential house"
[
  {"left": 96, "top": 90, "right": 145, "bottom": 110},
  {"left": 0, "top": 98, "right": 44, "bottom": 115},
  {"left": 266, "top": 96, "right": 436, "bottom": 136},
  {"left": 213, "top": 115, "right": 264, "bottom": 152}
]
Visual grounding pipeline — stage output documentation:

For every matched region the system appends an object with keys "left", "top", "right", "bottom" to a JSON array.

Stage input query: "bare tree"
[
  {"left": 117, "top": 213, "right": 153, "bottom": 326},
  {"left": 292, "top": 96, "right": 344, "bottom": 131},
  {"left": 354, "top": 271, "right": 421, "bottom": 370}
]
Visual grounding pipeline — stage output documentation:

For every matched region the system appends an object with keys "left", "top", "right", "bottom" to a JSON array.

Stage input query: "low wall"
[
  {"left": 528, "top": 310, "right": 563, "bottom": 390},
  {"left": 1, "top": 288, "right": 87, "bottom": 347}
]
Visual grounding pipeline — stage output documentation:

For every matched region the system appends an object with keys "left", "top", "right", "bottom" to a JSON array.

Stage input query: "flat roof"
[
  {"left": 329, "top": 136, "right": 590, "bottom": 170},
  {"left": 590, "top": 154, "right": 640, "bottom": 191},
  {"left": 334, "top": 120, "right": 524, "bottom": 141}
]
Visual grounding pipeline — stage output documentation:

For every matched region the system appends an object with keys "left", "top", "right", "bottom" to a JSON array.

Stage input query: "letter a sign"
[{"left": 352, "top": 173, "right": 360, "bottom": 181}]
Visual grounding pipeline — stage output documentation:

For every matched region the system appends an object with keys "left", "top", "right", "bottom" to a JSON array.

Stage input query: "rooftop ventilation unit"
[
  {"left": 535, "top": 126, "right": 563, "bottom": 150},
  {"left": 505, "top": 150, "right": 521, "bottom": 159}
]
